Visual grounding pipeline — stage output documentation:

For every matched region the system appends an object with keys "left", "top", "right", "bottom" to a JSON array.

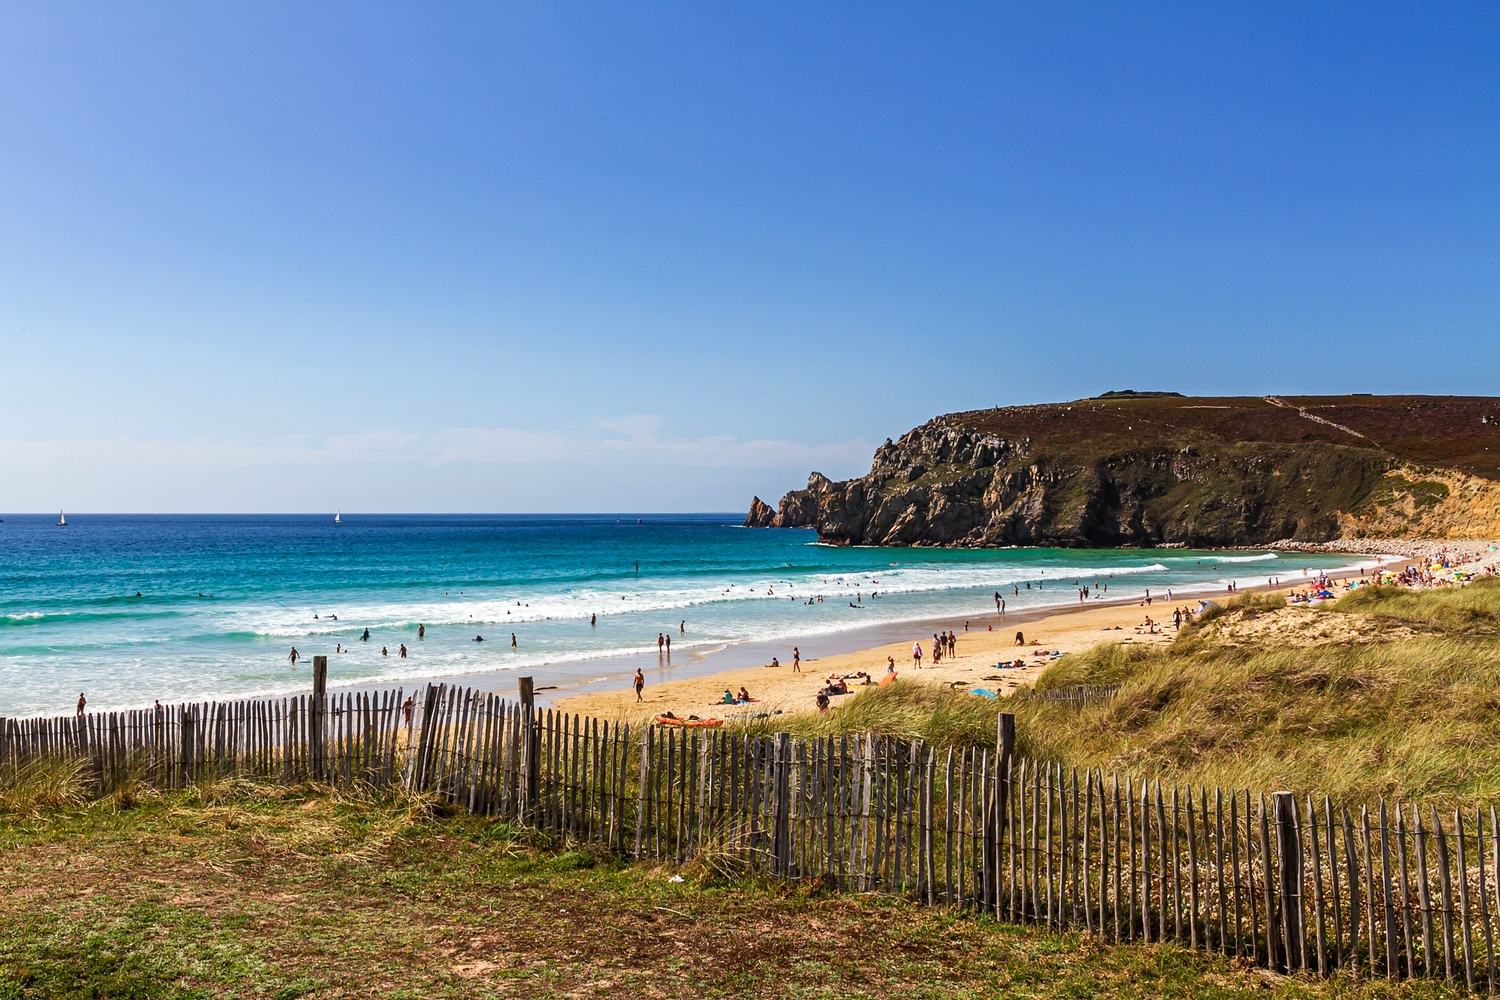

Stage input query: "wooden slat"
[
  {"left": 1397, "top": 803, "right": 1414, "bottom": 978},
  {"left": 1457, "top": 808, "right": 1476, "bottom": 992}
]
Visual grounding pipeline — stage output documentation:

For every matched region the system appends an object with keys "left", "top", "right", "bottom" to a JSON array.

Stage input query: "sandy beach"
[
  {"left": 550, "top": 598, "right": 1185, "bottom": 723},
  {"left": 551, "top": 541, "right": 1500, "bottom": 724}
]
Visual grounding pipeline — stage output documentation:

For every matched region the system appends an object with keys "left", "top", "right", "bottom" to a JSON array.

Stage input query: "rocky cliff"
[{"left": 746, "top": 393, "right": 1500, "bottom": 547}]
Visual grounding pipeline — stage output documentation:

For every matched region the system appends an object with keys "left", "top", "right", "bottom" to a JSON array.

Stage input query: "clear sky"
[{"left": 2, "top": 3, "right": 1497, "bottom": 513}]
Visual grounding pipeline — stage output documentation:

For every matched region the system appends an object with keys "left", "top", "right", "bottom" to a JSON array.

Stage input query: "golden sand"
[{"left": 552, "top": 599, "right": 1184, "bottom": 723}]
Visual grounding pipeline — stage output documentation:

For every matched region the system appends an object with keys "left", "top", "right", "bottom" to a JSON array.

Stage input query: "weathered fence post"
[
  {"left": 310, "top": 655, "right": 328, "bottom": 781},
  {"left": 179, "top": 706, "right": 194, "bottom": 786},
  {"left": 983, "top": 713, "right": 1016, "bottom": 913},
  {"left": 1274, "top": 791, "right": 1304, "bottom": 972},
  {"left": 519, "top": 677, "right": 540, "bottom": 822},
  {"left": 771, "top": 732, "right": 792, "bottom": 877}
]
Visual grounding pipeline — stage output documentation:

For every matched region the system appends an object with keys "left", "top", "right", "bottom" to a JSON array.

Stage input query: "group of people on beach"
[
  {"left": 910, "top": 630, "right": 958, "bottom": 668},
  {"left": 720, "top": 686, "right": 754, "bottom": 705}
]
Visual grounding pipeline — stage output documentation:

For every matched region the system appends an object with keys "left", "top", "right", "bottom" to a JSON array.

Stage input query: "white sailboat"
[
  {"left": 57, "top": 511, "right": 67, "bottom": 526},
  {"left": 334, "top": 510, "right": 342, "bottom": 524}
]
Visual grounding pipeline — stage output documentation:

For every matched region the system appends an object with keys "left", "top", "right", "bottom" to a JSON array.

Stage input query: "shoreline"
[{"left": 331, "top": 548, "right": 1414, "bottom": 721}]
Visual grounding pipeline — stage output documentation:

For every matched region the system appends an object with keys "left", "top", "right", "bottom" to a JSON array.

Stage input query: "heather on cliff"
[{"left": 747, "top": 393, "right": 1500, "bottom": 547}]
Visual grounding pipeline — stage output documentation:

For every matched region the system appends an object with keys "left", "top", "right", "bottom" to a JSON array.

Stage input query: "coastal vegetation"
[{"left": 759, "top": 580, "right": 1500, "bottom": 809}]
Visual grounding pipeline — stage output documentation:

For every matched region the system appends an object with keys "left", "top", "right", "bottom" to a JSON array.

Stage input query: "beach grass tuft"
[{"left": 0, "top": 755, "right": 87, "bottom": 816}]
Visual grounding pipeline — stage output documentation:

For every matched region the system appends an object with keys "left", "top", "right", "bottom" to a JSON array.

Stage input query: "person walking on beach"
[
  {"left": 633, "top": 668, "right": 645, "bottom": 702},
  {"left": 657, "top": 633, "right": 665, "bottom": 654},
  {"left": 76, "top": 693, "right": 86, "bottom": 717},
  {"left": 402, "top": 695, "right": 414, "bottom": 729},
  {"left": 792, "top": 647, "right": 800, "bottom": 672},
  {"left": 912, "top": 641, "right": 923, "bottom": 669}
]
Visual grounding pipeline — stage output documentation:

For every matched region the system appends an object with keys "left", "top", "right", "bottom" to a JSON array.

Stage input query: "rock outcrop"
[{"left": 746, "top": 394, "right": 1500, "bottom": 547}]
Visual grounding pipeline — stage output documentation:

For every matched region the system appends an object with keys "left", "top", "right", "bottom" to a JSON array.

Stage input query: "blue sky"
[{"left": 2, "top": 3, "right": 1497, "bottom": 513}]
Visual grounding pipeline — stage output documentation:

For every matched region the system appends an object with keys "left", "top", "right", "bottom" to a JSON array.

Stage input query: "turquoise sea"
[{"left": 0, "top": 514, "right": 1375, "bottom": 718}]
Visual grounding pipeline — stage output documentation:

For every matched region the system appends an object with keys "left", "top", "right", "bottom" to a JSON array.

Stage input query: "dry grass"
[
  {"left": 0, "top": 756, "right": 87, "bottom": 816},
  {"left": 756, "top": 581, "right": 1500, "bottom": 808}
]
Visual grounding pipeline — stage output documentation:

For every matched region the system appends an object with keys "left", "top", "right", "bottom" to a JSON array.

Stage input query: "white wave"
[{"left": 1167, "top": 552, "right": 1279, "bottom": 564}]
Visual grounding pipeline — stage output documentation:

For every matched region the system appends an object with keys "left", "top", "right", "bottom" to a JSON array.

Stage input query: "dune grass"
[
  {"left": 1333, "top": 578, "right": 1500, "bottom": 632},
  {"left": 765, "top": 581, "right": 1500, "bottom": 808}
]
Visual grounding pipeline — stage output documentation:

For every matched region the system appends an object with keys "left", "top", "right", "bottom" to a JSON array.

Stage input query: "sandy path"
[{"left": 552, "top": 598, "right": 1185, "bottom": 723}]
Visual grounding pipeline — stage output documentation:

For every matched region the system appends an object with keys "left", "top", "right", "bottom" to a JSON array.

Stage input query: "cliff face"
[{"left": 746, "top": 394, "right": 1500, "bottom": 547}]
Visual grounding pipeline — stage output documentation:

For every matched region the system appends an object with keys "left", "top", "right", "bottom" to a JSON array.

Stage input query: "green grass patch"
[{"left": 0, "top": 785, "right": 1472, "bottom": 998}]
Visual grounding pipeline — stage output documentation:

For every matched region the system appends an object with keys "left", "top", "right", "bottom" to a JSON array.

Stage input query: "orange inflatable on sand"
[{"left": 879, "top": 671, "right": 898, "bottom": 687}]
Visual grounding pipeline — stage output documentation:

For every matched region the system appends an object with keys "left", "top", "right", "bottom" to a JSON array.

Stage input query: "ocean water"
[{"left": 0, "top": 513, "right": 1375, "bottom": 718}]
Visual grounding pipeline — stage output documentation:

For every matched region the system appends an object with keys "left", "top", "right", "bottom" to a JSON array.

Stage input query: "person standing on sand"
[
  {"left": 76, "top": 693, "right": 86, "bottom": 717},
  {"left": 792, "top": 647, "right": 800, "bottom": 672},
  {"left": 912, "top": 641, "right": 923, "bottom": 669},
  {"left": 633, "top": 669, "right": 645, "bottom": 702},
  {"left": 402, "top": 695, "right": 414, "bottom": 729},
  {"left": 657, "top": 633, "right": 665, "bottom": 653},
  {"left": 887, "top": 656, "right": 895, "bottom": 674}
]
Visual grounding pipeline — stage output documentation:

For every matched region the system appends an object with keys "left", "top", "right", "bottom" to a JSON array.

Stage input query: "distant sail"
[
  {"left": 58, "top": 511, "right": 67, "bottom": 526},
  {"left": 334, "top": 511, "right": 342, "bottom": 524}
]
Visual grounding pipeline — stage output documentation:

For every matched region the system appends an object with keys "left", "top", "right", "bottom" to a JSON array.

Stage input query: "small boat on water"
[
  {"left": 57, "top": 511, "right": 67, "bottom": 526},
  {"left": 334, "top": 511, "right": 342, "bottom": 524}
]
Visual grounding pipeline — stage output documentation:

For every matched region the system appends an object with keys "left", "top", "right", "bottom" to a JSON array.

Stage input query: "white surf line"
[{"left": 1263, "top": 396, "right": 1369, "bottom": 441}]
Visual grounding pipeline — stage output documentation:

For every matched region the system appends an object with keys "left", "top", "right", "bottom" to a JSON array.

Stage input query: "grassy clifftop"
[
  {"left": 748, "top": 393, "right": 1500, "bottom": 546},
  {"left": 941, "top": 394, "right": 1500, "bottom": 480}
]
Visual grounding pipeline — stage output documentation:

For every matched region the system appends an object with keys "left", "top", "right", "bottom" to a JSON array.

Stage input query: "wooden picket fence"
[{"left": 4, "top": 672, "right": 1500, "bottom": 990}]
